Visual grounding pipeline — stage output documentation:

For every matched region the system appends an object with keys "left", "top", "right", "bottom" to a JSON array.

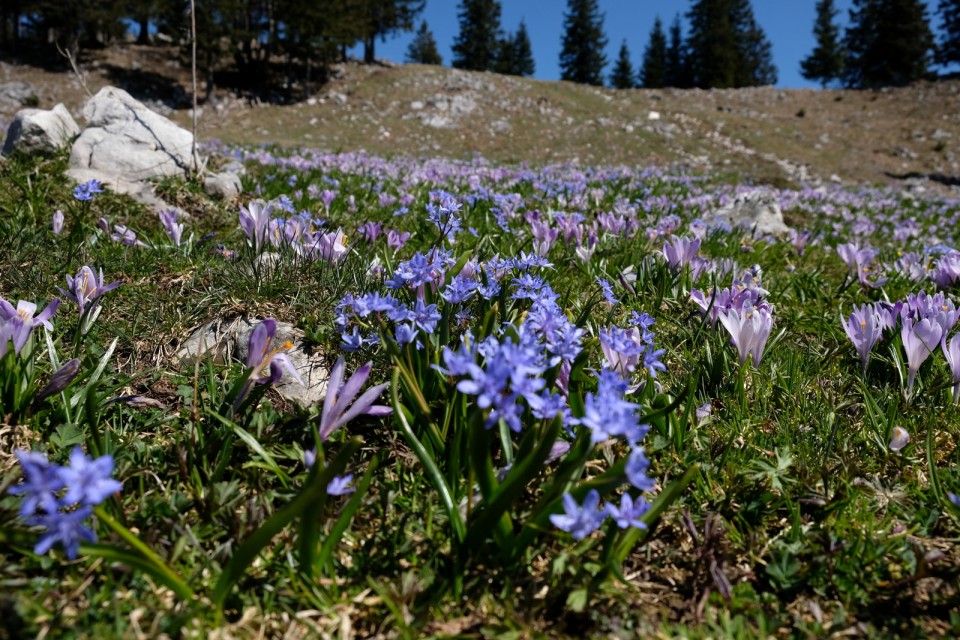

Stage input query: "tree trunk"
[
  {"left": 204, "top": 52, "right": 215, "bottom": 103},
  {"left": 137, "top": 15, "right": 150, "bottom": 44},
  {"left": 305, "top": 56, "right": 312, "bottom": 98},
  {"left": 364, "top": 36, "right": 375, "bottom": 64}
]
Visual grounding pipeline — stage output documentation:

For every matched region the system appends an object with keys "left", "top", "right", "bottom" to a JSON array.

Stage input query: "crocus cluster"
[
  {"left": 238, "top": 199, "right": 349, "bottom": 264},
  {"left": 599, "top": 312, "right": 665, "bottom": 388},
  {"left": 9, "top": 448, "right": 122, "bottom": 559},
  {"left": 692, "top": 266, "right": 774, "bottom": 366},
  {"left": 690, "top": 265, "right": 768, "bottom": 327},
  {"left": 836, "top": 242, "right": 887, "bottom": 289},
  {"left": 0, "top": 297, "right": 60, "bottom": 358},
  {"left": 900, "top": 291, "right": 960, "bottom": 397}
]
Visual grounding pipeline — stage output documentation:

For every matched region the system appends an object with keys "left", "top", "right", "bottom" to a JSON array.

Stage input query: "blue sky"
[{"left": 359, "top": 0, "right": 945, "bottom": 89}]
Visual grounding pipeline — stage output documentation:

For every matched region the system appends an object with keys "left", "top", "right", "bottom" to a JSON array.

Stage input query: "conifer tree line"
[
  {"left": 3, "top": 0, "right": 960, "bottom": 97},
  {"left": 0, "top": 0, "right": 430, "bottom": 99},
  {"left": 800, "top": 0, "right": 947, "bottom": 88}
]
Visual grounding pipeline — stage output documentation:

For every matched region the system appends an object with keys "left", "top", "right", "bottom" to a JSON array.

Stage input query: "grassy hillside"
[{"left": 3, "top": 45, "right": 960, "bottom": 190}]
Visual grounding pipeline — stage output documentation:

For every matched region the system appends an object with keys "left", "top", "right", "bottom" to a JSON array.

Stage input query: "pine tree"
[
  {"left": 685, "top": 0, "right": 739, "bottom": 87},
  {"left": 732, "top": 0, "right": 777, "bottom": 85},
  {"left": 685, "top": 0, "right": 775, "bottom": 88},
  {"left": 496, "top": 20, "right": 535, "bottom": 76},
  {"left": 640, "top": 16, "right": 667, "bottom": 88},
  {"left": 610, "top": 40, "right": 635, "bottom": 89},
  {"left": 359, "top": 0, "right": 424, "bottom": 64},
  {"left": 559, "top": 0, "right": 607, "bottom": 85},
  {"left": 452, "top": 0, "right": 503, "bottom": 71},
  {"left": 513, "top": 19, "right": 535, "bottom": 76},
  {"left": 665, "top": 15, "right": 688, "bottom": 87},
  {"left": 406, "top": 20, "right": 442, "bottom": 65},
  {"left": 937, "top": 0, "right": 960, "bottom": 66},
  {"left": 844, "top": 0, "right": 934, "bottom": 87},
  {"left": 801, "top": 0, "right": 845, "bottom": 86}
]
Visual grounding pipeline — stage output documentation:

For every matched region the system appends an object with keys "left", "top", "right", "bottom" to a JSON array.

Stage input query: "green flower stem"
[{"left": 92, "top": 505, "right": 194, "bottom": 600}]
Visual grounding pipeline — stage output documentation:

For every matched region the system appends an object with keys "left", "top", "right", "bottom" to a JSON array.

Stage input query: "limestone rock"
[
  {"left": 66, "top": 87, "right": 195, "bottom": 206},
  {"left": 204, "top": 171, "right": 242, "bottom": 199},
  {"left": 0, "top": 82, "right": 36, "bottom": 109},
  {"left": 175, "top": 317, "right": 330, "bottom": 408},
  {"left": 711, "top": 190, "right": 792, "bottom": 238},
  {"left": 2, "top": 104, "right": 80, "bottom": 156}
]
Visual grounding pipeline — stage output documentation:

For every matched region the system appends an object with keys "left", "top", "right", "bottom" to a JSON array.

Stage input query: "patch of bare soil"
[{"left": 3, "top": 44, "right": 960, "bottom": 194}]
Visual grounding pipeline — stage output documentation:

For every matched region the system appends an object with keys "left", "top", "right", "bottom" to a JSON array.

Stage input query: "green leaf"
[
  {"left": 206, "top": 410, "right": 290, "bottom": 488},
  {"left": 612, "top": 464, "right": 699, "bottom": 566},
  {"left": 566, "top": 588, "right": 588, "bottom": 613},
  {"left": 212, "top": 437, "right": 362, "bottom": 609},
  {"left": 390, "top": 370, "right": 466, "bottom": 543},
  {"left": 315, "top": 453, "right": 381, "bottom": 574},
  {"left": 466, "top": 416, "right": 561, "bottom": 552},
  {"left": 50, "top": 423, "right": 85, "bottom": 449}
]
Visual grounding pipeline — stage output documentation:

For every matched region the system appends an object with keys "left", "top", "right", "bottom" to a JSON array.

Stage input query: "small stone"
[{"left": 204, "top": 171, "right": 242, "bottom": 199}]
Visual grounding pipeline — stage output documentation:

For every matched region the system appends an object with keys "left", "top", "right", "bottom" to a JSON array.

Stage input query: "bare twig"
[
  {"left": 56, "top": 42, "right": 93, "bottom": 99},
  {"left": 189, "top": 0, "right": 200, "bottom": 176}
]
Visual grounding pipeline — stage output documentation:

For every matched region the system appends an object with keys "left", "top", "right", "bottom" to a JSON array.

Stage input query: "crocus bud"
[
  {"left": 889, "top": 426, "right": 910, "bottom": 452},
  {"left": 52, "top": 210, "right": 64, "bottom": 235},
  {"left": 35, "top": 359, "right": 81, "bottom": 402}
]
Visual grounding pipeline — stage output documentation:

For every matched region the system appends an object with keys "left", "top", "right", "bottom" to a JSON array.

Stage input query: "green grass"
[{"left": 0, "top": 146, "right": 959, "bottom": 638}]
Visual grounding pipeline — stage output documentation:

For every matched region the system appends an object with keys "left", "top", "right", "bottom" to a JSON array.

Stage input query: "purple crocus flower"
[
  {"left": 930, "top": 251, "right": 960, "bottom": 289},
  {"left": 529, "top": 218, "right": 558, "bottom": 256},
  {"left": 35, "top": 358, "right": 82, "bottom": 403},
  {"left": 320, "top": 189, "right": 336, "bottom": 210},
  {"left": 599, "top": 326, "right": 644, "bottom": 379},
  {"left": 233, "top": 318, "right": 303, "bottom": 411},
  {"left": 246, "top": 318, "right": 303, "bottom": 386},
  {"left": 239, "top": 200, "right": 274, "bottom": 252},
  {"left": 318, "top": 356, "right": 392, "bottom": 441},
  {"left": 302, "top": 228, "right": 349, "bottom": 264},
  {"left": 358, "top": 221, "right": 382, "bottom": 243},
  {"left": 662, "top": 235, "right": 701, "bottom": 273},
  {"left": 0, "top": 297, "right": 60, "bottom": 331},
  {"left": 837, "top": 242, "right": 887, "bottom": 288},
  {"left": 901, "top": 316, "right": 944, "bottom": 397},
  {"left": 717, "top": 303, "right": 774, "bottom": 367},
  {"left": 159, "top": 209, "right": 184, "bottom": 247},
  {"left": 888, "top": 426, "right": 910, "bottom": 452},
  {"left": 56, "top": 266, "right": 121, "bottom": 317},
  {"left": 843, "top": 304, "right": 882, "bottom": 372},
  {"left": 52, "top": 210, "right": 64, "bottom": 235},
  {"left": 550, "top": 489, "right": 605, "bottom": 540},
  {"left": 386, "top": 229, "right": 411, "bottom": 252},
  {"left": 942, "top": 333, "right": 960, "bottom": 404}
]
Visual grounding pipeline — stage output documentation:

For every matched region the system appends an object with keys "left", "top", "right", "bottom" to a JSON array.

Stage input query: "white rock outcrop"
[
  {"left": 175, "top": 317, "right": 330, "bottom": 408},
  {"left": 67, "top": 87, "right": 195, "bottom": 207},
  {"left": 2, "top": 103, "right": 80, "bottom": 156},
  {"left": 711, "top": 190, "right": 792, "bottom": 237}
]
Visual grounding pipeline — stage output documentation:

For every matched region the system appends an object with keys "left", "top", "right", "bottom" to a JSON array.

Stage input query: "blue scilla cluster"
[{"left": 9, "top": 448, "right": 122, "bottom": 559}]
